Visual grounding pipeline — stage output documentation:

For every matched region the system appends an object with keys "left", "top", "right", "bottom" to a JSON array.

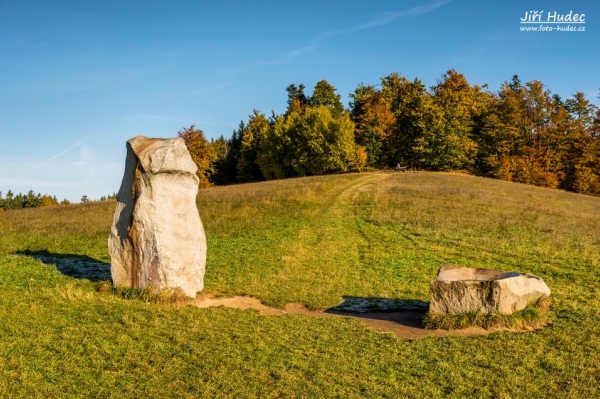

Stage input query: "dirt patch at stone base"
[{"left": 194, "top": 295, "right": 537, "bottom": 339}]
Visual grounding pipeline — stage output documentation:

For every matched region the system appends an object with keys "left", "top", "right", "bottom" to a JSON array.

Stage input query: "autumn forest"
[
  {"left": 181, "top": 70, "right": 600, "bottom": 196},
  {"left": 2, "top": 69, "right": 599, "bottom": 211}
]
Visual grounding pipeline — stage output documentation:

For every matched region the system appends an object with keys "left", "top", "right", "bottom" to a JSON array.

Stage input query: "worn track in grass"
[
  {"left": 194, "top": 295, "right": 536, "bottom": 339},
  {"left": 263, "top": 173, "right": 393, "bottom": 308}
]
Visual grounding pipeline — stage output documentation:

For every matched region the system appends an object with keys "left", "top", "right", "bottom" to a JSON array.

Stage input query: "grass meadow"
[{"left": 1, "top": 171, "right": 599, "bottom": 398}]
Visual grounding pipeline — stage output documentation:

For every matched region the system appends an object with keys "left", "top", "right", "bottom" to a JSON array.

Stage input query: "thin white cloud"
[
  {"left": 222, "top": 0, "right": 451, "bottom": 72},
  {"left": 281, "top": 45, "right": 319, "bottom": 63},
  {"left": 128, "top": 114, "right": 180, "bottom": 121},
  {"left": 191, "top": 82, "right": 231, "bottom": 95},
  {"left": 447, "top": 48, "right": 488, "bottom": 67},
  {"left": 221, "top": 45, "right": 318, "bottom": 73},
  {"left": 318, "top": 0, "right": 451, "bottom": 38},
  {"left": 32, "top": 138, "right": 90, "bottom": 170}
]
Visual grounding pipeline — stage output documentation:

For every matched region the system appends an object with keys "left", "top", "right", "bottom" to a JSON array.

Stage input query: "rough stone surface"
[
  {"left": 429, "top": 264, "right": 550, "bottom": 315},
  {"left": 108, "top": 136, "right": 206, "bottom": 297}
]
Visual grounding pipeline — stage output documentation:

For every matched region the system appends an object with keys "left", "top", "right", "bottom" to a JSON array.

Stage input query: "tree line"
[
  {"left": 4, "top": 70, "right": 596, "bottom": 211},
  {"left": 181, "top": 70, "right": 600, "bottom": 196},
  {"left": 0, "top": 191, "right": 118, "bottom": 211},
  {"left": 178, "top": 79, "right": 361, "bottom": 188},
  {"left": 0, "top": 190, "right": 61, "bottom": 211}
]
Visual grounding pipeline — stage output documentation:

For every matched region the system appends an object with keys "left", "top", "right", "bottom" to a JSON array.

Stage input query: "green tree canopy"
[{"left": 309, "top": 80, "right": 344, "bottom": 116}]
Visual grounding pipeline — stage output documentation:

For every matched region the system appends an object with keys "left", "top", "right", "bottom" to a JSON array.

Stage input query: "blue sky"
[{"left": 1, "top": 0, "right": 598, "bottom": 202}]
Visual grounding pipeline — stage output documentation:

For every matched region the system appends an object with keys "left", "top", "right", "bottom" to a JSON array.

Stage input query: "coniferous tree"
[
  {"left": 210, "top": 135, "right": 237, "bottom": 185},
  {"left": 285, "top": 84, "right": 307, "bottom": 115},
  {"left": 236, "top": 110, "right": 269, "bottom": 182},
  {"left": 4, "top": 190, "right": 15, "bottom": 210},
  {"left": 565, "top": 92, "right": 598, "bottom": 129},
  {"left": 309, "top": 80, "right": 345, "bottom": 116}
]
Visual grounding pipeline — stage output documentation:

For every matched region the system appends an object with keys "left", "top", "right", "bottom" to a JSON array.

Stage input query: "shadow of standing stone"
[
  {"left": 325, "top": 296, "right": 430, "bottom": 330},
  {"left": 327, "top": 296, "right": 429, "bottom": 313},
  {"left": 16, "top": 249, "right": 111, "bottom": 282}
]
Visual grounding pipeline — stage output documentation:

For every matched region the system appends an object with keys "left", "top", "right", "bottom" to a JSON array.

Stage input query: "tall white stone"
[{"left": 108, "top": 136, "right": 206, "bottom": 297}]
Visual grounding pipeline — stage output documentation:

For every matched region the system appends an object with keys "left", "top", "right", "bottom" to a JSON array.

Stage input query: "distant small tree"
[
  {"left": 40, "top": 195, "right": 59, "bottom": 207},
  {"left": 4, "top": 190, "right": 16, "bottom": 210},
  {"left": 23, "top": 190, "right": 41, "bottom": 208},
  {"left": 81, "top": 195, "right": 89, "bottom": 203}
]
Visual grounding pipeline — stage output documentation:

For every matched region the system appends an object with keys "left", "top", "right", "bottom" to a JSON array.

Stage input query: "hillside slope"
[{"left": 1, "top": 171, "right": 599, "bottom": 398}]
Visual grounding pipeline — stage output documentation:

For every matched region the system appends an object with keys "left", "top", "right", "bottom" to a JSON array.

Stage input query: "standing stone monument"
[
  {"left": 429, "top": 264, "right": 550, "bottom": 315},
  {"left": 108, "top": 136, "right": 206, "bottom": 298}
]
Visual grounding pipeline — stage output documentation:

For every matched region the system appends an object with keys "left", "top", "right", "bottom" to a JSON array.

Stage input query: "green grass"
[{"left": 1, "top": 171, "right": 599, "bottom": 398}]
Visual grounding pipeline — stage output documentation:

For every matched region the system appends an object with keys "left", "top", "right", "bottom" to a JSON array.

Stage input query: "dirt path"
[
  {"left": 267, "top": 173, "right": 393, "bottom": 306},
  {"left": 195, "top": 174, "right": 539, "bottom": 339},
  {"left": 194, "top": 295, "right": 533, "bottom": 339}
]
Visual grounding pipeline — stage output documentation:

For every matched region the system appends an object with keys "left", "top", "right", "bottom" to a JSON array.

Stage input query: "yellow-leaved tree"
[{"left": 177, "top": 125, "right": 217, "bottom": 188}]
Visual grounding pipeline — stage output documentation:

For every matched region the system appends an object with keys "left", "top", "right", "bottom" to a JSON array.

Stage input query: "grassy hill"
[{"left": 1, "top": 171, "right": 599, "bottom": 397}]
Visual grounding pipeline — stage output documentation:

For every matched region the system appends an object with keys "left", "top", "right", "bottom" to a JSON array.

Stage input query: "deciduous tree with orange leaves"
[{"left": 177, "top": 125, "right": 217, "bottom": 188}]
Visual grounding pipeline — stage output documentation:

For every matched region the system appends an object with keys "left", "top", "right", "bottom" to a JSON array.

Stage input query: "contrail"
[
  {"left": 319, "top": 0, "right": 452, "bottom": 38},
  {"left": 32, "top": 137, "right": 89, "bottom": 170},
  {"left": 222, "top": 0, "right": 451, "bottom": 72}
]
